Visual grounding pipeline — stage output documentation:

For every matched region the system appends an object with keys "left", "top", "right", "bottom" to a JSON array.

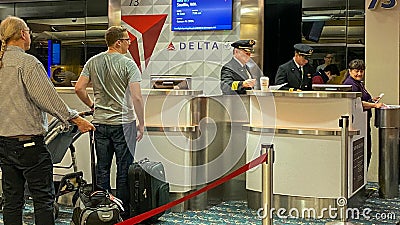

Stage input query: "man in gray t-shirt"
[{"left": 75, "top": 26, "right": 144, "bottom": 219}]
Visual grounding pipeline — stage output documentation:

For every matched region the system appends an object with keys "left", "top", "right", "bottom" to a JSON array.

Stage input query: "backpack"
[{"left": 71, "top": 182, "right": 123, "bottom": 225}]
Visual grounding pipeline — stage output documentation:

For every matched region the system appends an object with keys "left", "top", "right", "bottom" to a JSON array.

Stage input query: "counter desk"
[
  {"left": 55, "top": 88, "right": 202, "bottom": 211},
  {"left": 135, "top": 89, "right": 202, "bottom": 211},
  {"left": 55, "top": 87, "right": 369, "bottom": 216},
  {"left": 244, "top": 90, "right": 367, "bottom": 218}
]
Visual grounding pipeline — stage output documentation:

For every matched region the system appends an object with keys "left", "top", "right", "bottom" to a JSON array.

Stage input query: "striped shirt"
[{"left": 0, "top": 46, "right": 78, "bottom": 136}]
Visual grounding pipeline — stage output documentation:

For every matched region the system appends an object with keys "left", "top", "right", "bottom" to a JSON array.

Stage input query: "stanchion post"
[
  {"left": 261, "top": 144, "right": 274, "bottom": 225},
  {"left": 326, "top": 116, "right": 354, "bottom": 225},
  {"left": 340, "top": 116, "right": 350, "bottom": 223}
]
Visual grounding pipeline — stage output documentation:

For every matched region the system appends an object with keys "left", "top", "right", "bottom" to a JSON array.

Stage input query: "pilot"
[
  {"left": 275, "top": 43, "right": 315, "bottom": 91},
  {"left": 220, "top": 40, "right": 260, "bottom": 95}
]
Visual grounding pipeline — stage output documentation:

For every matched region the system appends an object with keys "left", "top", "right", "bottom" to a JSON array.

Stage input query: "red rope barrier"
[{"left": 117, "top": 153, "right": 267, "bottom": 225}]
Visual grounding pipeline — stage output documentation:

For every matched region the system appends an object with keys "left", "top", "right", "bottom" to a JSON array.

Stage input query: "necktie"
[
  {"left": 245, "top": 66, "right": 252, "bottom": 79},
  {"left": 300, "top": 66, "right": 304, "bottom": 79}
]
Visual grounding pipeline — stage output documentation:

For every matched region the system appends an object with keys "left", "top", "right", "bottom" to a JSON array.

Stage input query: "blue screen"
[
  {"left": 52, "top": 42, "right": 61, "bottom": 65},
  {"left": 171, "top": 0, "right": 233, "bottom": 31}
]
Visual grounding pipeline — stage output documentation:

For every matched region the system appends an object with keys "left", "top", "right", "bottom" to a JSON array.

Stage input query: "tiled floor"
[
  {"left": 160, "top": 190, "right": 400, "bottom": 225},
  {"left": 1, "top": 184, "right": 399, "bottom": 225}
]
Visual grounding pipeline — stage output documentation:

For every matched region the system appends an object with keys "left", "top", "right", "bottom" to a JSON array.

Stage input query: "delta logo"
[
  {"left": 122, "top": 15, "right": 167, "bottom": 72},
  {"left": 167, "top": 42, "right": 175, "bottom": 50},
  {"left": 122, "top": 15, "right": 225, "bottom": 72},
  {"left": 167, "top": 41, "right": 221, "bottom": 51}
]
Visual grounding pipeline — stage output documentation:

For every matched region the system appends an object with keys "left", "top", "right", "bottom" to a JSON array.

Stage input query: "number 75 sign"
[{"left": 368, "top": 0, "right": 397, "bottom": 10}]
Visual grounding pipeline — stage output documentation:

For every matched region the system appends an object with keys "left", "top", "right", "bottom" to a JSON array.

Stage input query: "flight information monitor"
[{"left": 171, "top": 0, "right": 233, "bottom": 31}]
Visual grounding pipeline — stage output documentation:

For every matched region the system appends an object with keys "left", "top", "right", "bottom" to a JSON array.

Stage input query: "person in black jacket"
[
  {"left": 275, "top": 43, "right": 315, "bottom": 90},
  {"left": 312, "top": 64, "right": 340, "bottom": 84},
  {"left": 220, "top": 40, "right": 260, "bottom": 94}
]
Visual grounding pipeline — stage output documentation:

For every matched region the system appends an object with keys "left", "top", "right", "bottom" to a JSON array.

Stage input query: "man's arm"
[
  {"left": 23, "top": 59, "right": 94, "bottom": 133},
  {"left": 75, "top": 75, "right": 94, "bottom": 109},
  {"left": 129, "top": 82, "right": 144, "bottom": 141},
  {"left": 220, "top": 66, "right": 237, "bottom": 94},
  {"left": 275, "top": 66, "right": 289, "bottom": 90},
  {"left": 221, "top": 66, "right": 254, "bottom": 94}
]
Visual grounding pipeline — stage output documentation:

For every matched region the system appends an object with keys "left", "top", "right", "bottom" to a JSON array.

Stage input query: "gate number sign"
[{"left": 368, "top": 0, "right": 397, "bottom": 10}]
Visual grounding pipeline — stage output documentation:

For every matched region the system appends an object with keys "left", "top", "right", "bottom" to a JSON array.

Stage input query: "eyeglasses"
[{"left": 119, "top": 38, "right": 131, "bottom": 42}]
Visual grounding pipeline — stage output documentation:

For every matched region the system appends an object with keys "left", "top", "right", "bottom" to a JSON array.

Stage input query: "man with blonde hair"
[{"left": 0, "top": 16, "right": 94, "bottom": 225}]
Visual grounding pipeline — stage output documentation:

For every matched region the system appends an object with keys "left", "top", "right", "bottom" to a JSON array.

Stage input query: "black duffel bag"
[{"left": 71, "top": 183, "right": 123, "bottom": 225}]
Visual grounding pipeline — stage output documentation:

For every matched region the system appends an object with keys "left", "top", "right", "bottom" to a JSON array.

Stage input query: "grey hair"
[{"left": 0, "top": 16, "right": 27, "bottom": 68}]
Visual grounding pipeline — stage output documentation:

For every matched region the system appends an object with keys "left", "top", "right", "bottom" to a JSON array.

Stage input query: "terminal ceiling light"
[
  {"left": 51, "top": 26, "right": 60, "bottom": 32},
  {"left": 302, "top": 15, "right": 332, "bottom": 22}
]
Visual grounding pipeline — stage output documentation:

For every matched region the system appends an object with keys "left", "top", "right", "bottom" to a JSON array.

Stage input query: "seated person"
[
  {"left": 312, "top": 64, "right": 340, "bottom": 84},
  {"left": 316, "top": 53, "right": 334, "bottom": 71},
  {"left": 327, "top": 68, "right": 347, "bottom": 84}
]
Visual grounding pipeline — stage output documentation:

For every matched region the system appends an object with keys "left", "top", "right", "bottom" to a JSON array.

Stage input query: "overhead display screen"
[{"left": 171, "top": 0, "right": 233, "bottom": 31}]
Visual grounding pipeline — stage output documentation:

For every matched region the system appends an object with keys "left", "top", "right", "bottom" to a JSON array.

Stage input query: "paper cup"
[{"left": 260, "top": 77, "right": 269, "bottom": 91}]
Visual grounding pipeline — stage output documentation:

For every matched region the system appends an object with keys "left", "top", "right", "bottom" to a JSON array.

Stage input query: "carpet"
[{"left": 0, "top": 184, "right": 399, "bottom": 225}]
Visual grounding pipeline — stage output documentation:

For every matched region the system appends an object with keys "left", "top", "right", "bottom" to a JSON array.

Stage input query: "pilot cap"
[
  {"left": 294, "top": 43, "right": 313, "bottom": 56},
  {"left": 231, "top": 40, "right": 256, "bottom": 53}
]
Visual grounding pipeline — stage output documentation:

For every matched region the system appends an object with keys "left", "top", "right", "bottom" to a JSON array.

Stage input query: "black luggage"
[
  {"left": 71, "top": 185, "right": 122, "bottom": 225},
  {"left": 71, "top": 131, "right": 123, "bottom": 225},
  {"left": 129, "top": 158, "right": 170, "bottom": 223}
]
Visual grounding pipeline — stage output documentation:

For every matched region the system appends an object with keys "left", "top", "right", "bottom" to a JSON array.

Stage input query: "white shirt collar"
[{"left": 293, "top": 57, "right": 301, "bottom": 68}]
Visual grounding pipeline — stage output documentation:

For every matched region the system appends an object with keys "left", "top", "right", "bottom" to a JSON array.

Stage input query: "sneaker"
[{"left": 365, "top": 187, "right": 378, "bottom": 198}]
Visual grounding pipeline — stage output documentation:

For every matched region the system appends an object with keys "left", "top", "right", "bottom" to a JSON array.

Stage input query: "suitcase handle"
[
  {"left": 138, "top": 158, "right": 150, "bottom": 164},
  {"left": 89, "top": 130, "right": 96, "bottom": 192}
]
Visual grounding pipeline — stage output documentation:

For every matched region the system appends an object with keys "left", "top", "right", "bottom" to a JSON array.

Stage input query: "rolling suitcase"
[{"left": 129, "top": 158, "right": 170, "bottom": 223}]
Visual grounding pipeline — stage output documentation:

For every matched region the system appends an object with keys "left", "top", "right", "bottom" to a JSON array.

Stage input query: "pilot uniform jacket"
[
  {"left": 275, "top": 59, "right": 314, "bottom": 90},
  {"left": 220, "top": 58, "right": 260, "bottom": 95}
]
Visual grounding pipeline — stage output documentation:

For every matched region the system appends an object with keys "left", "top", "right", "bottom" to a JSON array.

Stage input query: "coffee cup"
[{"left": 260, "top": 77, "right": 269, "bottom": 91}]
